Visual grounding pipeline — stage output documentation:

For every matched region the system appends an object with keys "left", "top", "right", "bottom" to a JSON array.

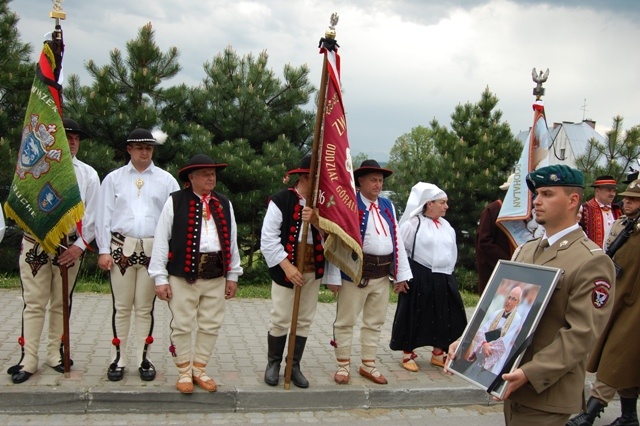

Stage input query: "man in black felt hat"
[
  {"left": 448, "top": 164, "right": 615, "bottom": 425},
  {"left": 8, "top": 118, "right": 100, "bottom": 383},
  {"left": 95, "top": 128, "right": 179, "bottom": 383},
  {"left": 579, "top": 175, "right": 622, "bottom": 248},
  {"left": 331, "top": 159, "right": 412, "bottom": 386},
  {"left": 149, "top": 153, "right": 243, "bottom": 394},
  {"left": 260, "top": 155, "right": 341, "bottom": 388}
]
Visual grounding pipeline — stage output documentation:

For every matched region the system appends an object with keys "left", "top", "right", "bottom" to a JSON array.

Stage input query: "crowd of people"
[{"left": 3, "top": 123, "right": 639, "bottom": 424}]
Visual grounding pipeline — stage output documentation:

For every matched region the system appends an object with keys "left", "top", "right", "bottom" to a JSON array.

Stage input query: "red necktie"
[
  {"left": 369, "top": 203, "right": 388, "bottom": 236},
  {"left": 201, "top": 195, "right": 211, "bottom": 220},
  {"left": 601, "top": 205, "right": 611, "bottom": 212},
  {"left": 432, "top": 218, "right": 440, "bottom": 228}
]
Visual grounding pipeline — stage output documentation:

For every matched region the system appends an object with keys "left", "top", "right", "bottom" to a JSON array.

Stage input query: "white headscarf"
[{"left": 399, "top": 182, "right": 447, "bottom": 225}]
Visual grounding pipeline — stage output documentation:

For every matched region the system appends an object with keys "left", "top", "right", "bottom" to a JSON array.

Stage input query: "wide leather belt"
[
  {"left": 198, "top": 251, "right": 224, "bottom": 279},
  {"left": 362, "top": 253, "right": 393, "bottom": 280}
]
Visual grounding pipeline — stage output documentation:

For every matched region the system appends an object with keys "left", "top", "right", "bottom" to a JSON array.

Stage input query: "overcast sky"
[{"left": 11, "top": 0, "right": 640, "bottom": 161}]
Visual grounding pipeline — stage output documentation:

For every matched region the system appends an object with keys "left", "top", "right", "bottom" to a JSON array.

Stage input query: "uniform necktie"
[
  {"left": 533, "top": 238, "right": 549, "bottom": 261},
  {"left": 369, "top": 202, "right": 388, "bottom": 236}
]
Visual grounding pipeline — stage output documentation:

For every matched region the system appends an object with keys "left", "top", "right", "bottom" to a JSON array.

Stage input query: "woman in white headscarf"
[{"left": 390, "top": 182, "right": 467, "bottom": 372}]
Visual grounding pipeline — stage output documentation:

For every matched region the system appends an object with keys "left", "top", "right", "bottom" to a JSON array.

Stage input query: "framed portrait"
[{"left": 446, "top": 260, "right": 562, "bottom": 398}]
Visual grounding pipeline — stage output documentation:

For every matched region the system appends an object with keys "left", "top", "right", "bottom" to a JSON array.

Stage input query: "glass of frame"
[{"left": 446, "top": 260, "right": 562, "bottom": 398}]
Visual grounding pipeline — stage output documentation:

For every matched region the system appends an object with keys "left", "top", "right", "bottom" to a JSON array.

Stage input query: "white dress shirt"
[
  {"left": 96, "top": 161, "right": 179, "bottom": 254},
  {"left": 70, "top": 156, "right": 101, "bottom": 250}
]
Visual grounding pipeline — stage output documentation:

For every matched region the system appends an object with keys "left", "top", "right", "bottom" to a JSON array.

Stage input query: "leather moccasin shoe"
[
  {"left": 430, "top": 353, "right": 446, "bottom": 368},
  {"left": 358, "top": 366, "right": 388, "bottom": 385},
  {"left": 11, "top": 370, "right": 33, "bottom": 384},
  {"left": 402, "top": 358, "right": 419, "bottom": 372}
]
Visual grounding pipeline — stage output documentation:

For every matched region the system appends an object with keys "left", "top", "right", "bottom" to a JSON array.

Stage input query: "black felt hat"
[
  {"left": 62, "top": 118, "right": 89, "bottom": 140},
  {"left": 178, "top": 154, "right": 228, "bottom": 182},
  {"left": 353, "top": 159, "right": 393, "bottom": 185}
]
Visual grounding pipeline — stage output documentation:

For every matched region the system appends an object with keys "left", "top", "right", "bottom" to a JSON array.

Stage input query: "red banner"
[{"left": 315, "top": 49, "right": 362, "bottom": 283}]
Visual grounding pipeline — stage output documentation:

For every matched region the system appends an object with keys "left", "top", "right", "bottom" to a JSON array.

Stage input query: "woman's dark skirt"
[{"left": 390, "top": 259, "right": 467, "bottom": 352}]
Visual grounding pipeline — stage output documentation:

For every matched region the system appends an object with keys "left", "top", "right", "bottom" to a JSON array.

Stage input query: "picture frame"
[{"left": 446, "top": 260, "right": 562, "bottom": 398}]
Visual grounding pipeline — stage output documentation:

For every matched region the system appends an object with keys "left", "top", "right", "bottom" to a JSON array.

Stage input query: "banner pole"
[{"left": 283, "top": 21, "right": 334, "bottom": 389}]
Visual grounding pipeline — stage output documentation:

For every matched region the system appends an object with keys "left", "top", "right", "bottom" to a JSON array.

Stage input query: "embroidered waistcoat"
[{"left": 166, "top": 189, "right": 232, "bottom": 282}]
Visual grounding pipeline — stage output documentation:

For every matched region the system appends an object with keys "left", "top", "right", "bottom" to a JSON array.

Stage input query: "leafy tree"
[
  {"left": 387, "top": 88, "right": 521, "bottom": 269},
  {"left": 575, "top": 116, "right": 640, "bottom": 199}
]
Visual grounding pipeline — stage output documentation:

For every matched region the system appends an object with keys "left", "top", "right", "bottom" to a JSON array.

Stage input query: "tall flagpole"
[
  {"left": 283, "top": 13, "right": 338, "bottom": 390},
  {"left": 50, "top": 0, "right": 72, "bottom": 377}
]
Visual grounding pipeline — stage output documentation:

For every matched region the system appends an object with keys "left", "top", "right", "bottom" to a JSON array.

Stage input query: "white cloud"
[{"left": 10, "top": 0, "right": 640, "bottom": 161}]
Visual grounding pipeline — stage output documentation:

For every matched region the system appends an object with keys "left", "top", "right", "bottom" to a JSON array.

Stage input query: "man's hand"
[
  {"left": 155, "top": 284, "right": 172, "bottom": 301},
  {"left": 495, "top": 368, "right": 529, "bottom": 401},
  {"left": 326, "top": 284, "right": 340, "bottom": 296},
  {"left": 281, "top": 260, "right": 304, "bottom": 286},
  {"left": 301, "top": 206, "right": 320, "bottom": 228},
  {"left": 393, "top": 281, "right": 409, "bottom": 294},
  {"left": 98, "top": 254, "right": 114, "bottom": 271},
  {"left": 58, "top": 245, "right": 83, "bottom": 268},
  {"left": 481, "top": 342, "right": 494, "bottom": 357},
  {"left": 225, "top": 280, "right": 238, "bottom": 299},
  {"left": 444, "top": 339, "right": 460, "bottom": 374}
]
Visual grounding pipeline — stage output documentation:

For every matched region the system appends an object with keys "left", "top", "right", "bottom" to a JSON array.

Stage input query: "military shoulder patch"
[{"left": 592, "top": 280, "right": 611, "bottom": 309}]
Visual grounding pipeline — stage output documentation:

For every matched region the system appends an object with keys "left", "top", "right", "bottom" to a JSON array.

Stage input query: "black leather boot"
[
  {"left": 264, "top": 333, "right": 287, "bottom": 386},
  {"left": 608, "top": 397, "right": 639, "bottom": 426},
  {"left": 566, "top": 397, "right": 606, "bottom": 426},
  {"left": 290, "top": 335, "right": 309, "bottom": 388}
]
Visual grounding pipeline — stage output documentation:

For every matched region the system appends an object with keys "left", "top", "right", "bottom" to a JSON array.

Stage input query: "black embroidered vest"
[
  {"left": 268, "top": 188, "right": 325, "bottom": 289},
  {"left": 167, "top": 189, "right": 232, "bottom": 282}
]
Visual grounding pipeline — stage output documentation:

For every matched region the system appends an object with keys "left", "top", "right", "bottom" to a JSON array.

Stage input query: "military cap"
[
  {"left": 619, "top": 179, "right": 640, "bottom": 198},
  {"left": 526, "top": 165, "right": 584, "bottom": 192}
]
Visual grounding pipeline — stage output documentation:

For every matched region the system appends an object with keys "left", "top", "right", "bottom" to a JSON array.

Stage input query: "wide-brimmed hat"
[
  {"left": 283, "top": 155, "right": 311, "bottom": 184},
  {"left": 178, "top": 154, "right": 228, "bottom": 182},
  {"left": 623, "top": 170, "right": 639, "bottom": 185},
  {"left": 353, "top": 159, "right": 393, "bottom": 185},
  {"left": 62, "top": 118, "right": 89, "bottom": 140},
  {"left": 499, "top": 173, "right": 514, "bottom": 190},
  {"left": 619, "top": 179, "right": 640, "bottom": 198},
  {"left": 590, "top": 175, "right": 617, "bottom": 188}
]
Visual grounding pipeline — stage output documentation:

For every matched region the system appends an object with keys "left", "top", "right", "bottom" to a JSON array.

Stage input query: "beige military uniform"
[{"left": 509, "top": 228, "right": 615, "bottom": 417}]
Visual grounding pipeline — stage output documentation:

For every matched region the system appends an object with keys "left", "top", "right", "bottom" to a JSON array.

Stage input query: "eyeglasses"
[{"left": 506, "top": 296, "right": 520, "bottom": 302}]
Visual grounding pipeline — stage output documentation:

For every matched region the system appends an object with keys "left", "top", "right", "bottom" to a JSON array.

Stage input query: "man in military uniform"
[
  {"left": 448, "top": 165, "right": 615, "bottom": 425},
  {"left": 567, "top": 178, "right": 640, "bottom": 426},
  {"left": 8, "top": 118, "right": 100, "bottom": 383}
]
